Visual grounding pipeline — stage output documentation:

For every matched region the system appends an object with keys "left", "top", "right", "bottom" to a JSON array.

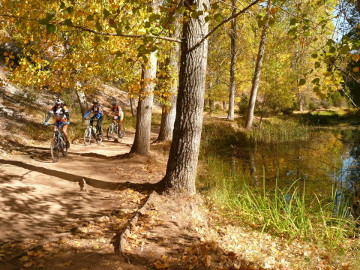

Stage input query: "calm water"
[{"left": 201, "top": 129, "right": 360, "bottom": 215}]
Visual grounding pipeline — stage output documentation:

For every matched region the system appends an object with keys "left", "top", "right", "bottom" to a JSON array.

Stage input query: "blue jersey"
[{"left": 84, "top": 104, "right": 103, "bottom": 118}]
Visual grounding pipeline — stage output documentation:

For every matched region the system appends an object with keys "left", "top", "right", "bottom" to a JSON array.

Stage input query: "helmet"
[
  {"left": 92, "top": 100, "right": 99, "bottom": 104},
  {"left": 55, "top": 98, "right": 63, "bottom": 105},
  {"left": 112, "top": 101, "right": 117, "bottom": 106}
]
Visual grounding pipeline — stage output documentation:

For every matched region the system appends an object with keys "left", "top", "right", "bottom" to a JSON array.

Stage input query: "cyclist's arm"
[
  {"left": 45, "top": 107, "right": 55, "bottom": 122},
  {"left": 63, "top": 106, "right": 70, "bottom": 122},
  {"left": 84, "top": 106, "right": 92, "bottom": 118}
]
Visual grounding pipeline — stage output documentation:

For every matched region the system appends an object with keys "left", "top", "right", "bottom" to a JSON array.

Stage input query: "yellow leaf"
[
  {"left": 63, "top": 261, "right": 72, "bottom": 266},
  {"left": 353, "top": 67, "right": 359, "bottom": 72},
  {"left": 352, "top": 54, "right": 360, "bottom": 62},
  {"left": 270, "top": 7, "right": 280, "bottom": 15},
  {"left": 204, "top": 255, "right": 212, "bottom": 267},
  {"left": 23, "top": 262, "right": 33, "bottom": 268},
  {"left": 154, "top": 262, "right": 170, "bottom": 269}
]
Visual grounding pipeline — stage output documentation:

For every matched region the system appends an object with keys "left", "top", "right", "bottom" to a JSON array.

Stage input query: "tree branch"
[
  {"left": 334, "top": 65, "right": 360, "bottom": 108},
  {"left": 0, "top": 13, "right": 182, "bottom": 43},
  {"left": 71, "top": 25, "right": 182, "bottom": 43},
  {"left": 188, "top": 0, "right": 263, "bottom": 52}
]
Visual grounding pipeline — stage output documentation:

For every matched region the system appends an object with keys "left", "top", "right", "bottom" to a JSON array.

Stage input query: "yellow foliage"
[{"left": 352, "top": 54, "right": 360, "bottom": 62}]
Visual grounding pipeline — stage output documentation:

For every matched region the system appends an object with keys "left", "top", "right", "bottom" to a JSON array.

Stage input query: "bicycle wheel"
[
  {"left": 50, "top": 138, "right": 60, "bottom": 162},
  {"left": 107, "top": 125, "right": 115, "bottom": 141},
  {"left": 96, "top": 133, "right": 102, "bottom": 144},
  {"left": 84, "top": 127, "right": 92, "bottom": 145}
]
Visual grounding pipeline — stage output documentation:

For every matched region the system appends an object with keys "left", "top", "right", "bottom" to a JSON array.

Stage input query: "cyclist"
[
  {"left": 108, "top": 100, "right": 124, "bottom": 137},
  {"left": 84, "top": 100, "right": 103, "bottom": 138},
  {"left": 44, "top": 98, "right": 70, "bottom": 148}
]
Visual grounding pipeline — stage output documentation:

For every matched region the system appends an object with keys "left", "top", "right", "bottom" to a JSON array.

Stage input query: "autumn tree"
[
  {"left": 157, "top": 6, "right": 181, "bottom": 142},
  {"left": 227, "top": 0, "right": 237, "bottom": 121},
  {"left": 245, "top": 0, "right": 272, "bottom": 129}
]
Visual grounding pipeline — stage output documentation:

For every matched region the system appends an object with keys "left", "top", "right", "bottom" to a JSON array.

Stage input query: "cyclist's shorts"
[
  {"left": 55, "top": 120, "right": 67, "bottom": 128},
  {"left": 113, "top": 112, "right": 124, "bottom": 121},
  {"left": 92, "top": 114, "right": 103, "bottom": 120}
]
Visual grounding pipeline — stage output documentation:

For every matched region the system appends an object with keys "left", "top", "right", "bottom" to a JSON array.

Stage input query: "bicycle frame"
[
  {"left": 84, "top": 119, "right": 102, "bottom": 145},
  {"left": 48, "top": 123, "right": 67, "bottom": 162}
]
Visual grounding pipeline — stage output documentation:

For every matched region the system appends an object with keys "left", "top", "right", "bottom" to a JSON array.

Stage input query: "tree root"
[{"left": 112, "top": 191, "right": 157, "bottom": 256}]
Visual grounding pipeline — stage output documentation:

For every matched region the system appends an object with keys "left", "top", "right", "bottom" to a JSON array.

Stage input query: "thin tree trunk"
[
  {"left": 227, "top": 0, "right": 237, "bottom": 121},
  {"left": 75, "top": 82, "right": 87, "bottom": 122},
  {"left": 130, "top": 53, "right": 157, "bottom": 155},
  {"left": 162, "top": 0, "right": 209, "bottom": 195},
  {"left": 207, "top": 81, "right": 214, "bottom": 114},
  {"left": 245, "top": 0, "right": 271, "bottom": 129},
  {"left": 130, "top": 0, "right": 159, "bottom": 155},
  {"left": 75, "top": 90, "right": 87, "bottom": 116},
  {"left": 157, "top": 13, "right": 181, "bottom": 142},
  {"left": 130, "top": 97, "right": 137, "bottom": 117}
]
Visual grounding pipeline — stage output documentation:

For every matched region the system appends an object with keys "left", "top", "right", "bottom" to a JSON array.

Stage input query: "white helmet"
[{"left": 55, "top": 98, "right": 63, "bottom": 105}]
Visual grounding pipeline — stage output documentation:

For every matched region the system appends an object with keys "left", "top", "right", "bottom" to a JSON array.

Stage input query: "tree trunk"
[
  {"left": 245, "top": 0, "right": 271, "bottom": 129},
  {"left": 162, "top": 0, "right": 209, "bottom": 195},
  {"left": 130, "top": 52, "right": 157, "bottom": 155},
  {"left": 207, "top": 81, "right": 214, "bottom": 114},
  {"left": 157, "top": 13, "right": 181, "bottom": 142},
  {"left": 75, "top": 83, "right": 87, "bottom": 122},
  {"left": 130, "top": 0, "right": 159, "bottom": 155},
  {"left": 130, "top": 97, "right": 137, "bottom": 117},
  {"left": 227, "top": 0, "right": 237, "bottom": 121}
]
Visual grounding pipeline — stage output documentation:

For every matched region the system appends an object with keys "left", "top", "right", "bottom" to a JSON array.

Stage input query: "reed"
[
  {"left": 247, "top": 120, "right": 310, "bottom": 144},
  {"left": 199, "top": 157, "right": 356, "bottom": 246}
]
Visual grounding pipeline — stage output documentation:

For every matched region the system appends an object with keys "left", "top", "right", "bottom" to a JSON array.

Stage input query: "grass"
[
  {"left": 246, "top": 119, "right": 310, "bottom": 144},
  {"left": 198, "top": 156, "right": 357, "bottom": 247},
  {"left": 298, "top": 108, "right": 360, "bottom": 126}
]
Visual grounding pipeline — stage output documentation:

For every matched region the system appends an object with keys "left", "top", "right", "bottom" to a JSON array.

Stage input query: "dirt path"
[{"left": 0, "top": 135, "right": 166, "bottom": 269}]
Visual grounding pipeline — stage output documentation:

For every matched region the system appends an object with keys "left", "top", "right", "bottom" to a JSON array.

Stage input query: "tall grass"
[
  {"left": 199, "top": 157, "right": 356, "bottom": 246},
  {"left": 247, "top": 120, "right": 310, "bottom": 144}
]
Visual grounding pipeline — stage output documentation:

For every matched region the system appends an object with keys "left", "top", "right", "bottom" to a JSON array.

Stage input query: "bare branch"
[
  {"left": 188, "top": 0, "right": 263, "bottom": 52},
  {"left": 0, "top": 13, "right": 182, "bottom": 43}
]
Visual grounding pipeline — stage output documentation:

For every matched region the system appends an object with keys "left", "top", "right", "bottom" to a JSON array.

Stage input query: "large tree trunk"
[
  {"left": 157, "top": 14, "right": 181, "bottom": 142},
  {"left": 130, "top": 52, "right": 157, "bottom": 155},
  {"left": 162, "top": 0, "right": 209, "bottom": 195},
  {"left": 227, "top": 0, "right": 237, "bottom": 121},
  {"left": 245, "top": 0, "right": 271, "bottom": 129}
]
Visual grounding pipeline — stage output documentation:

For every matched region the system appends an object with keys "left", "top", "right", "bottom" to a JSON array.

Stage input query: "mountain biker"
[
  {"left": 108, "top": 100, "right": 124, "bottom": 137},
  {"left": 44, "top": 98, "right": 70, "bottom": 148},
  {"left": 83, "top": 100, "right": 103, "bottom": 137}
]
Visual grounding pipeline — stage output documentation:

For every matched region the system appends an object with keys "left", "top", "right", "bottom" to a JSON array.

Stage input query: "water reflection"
[
  {"left": 333, "top": 144, "right": 360, "bottom": 221},
  {"left": 203, "top": 129, "right": 360, "bottom": 221}
]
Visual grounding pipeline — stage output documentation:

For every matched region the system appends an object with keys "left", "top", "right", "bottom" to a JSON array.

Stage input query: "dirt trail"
[{"left": 0, "top": 134, "right": 166, "bottom": 269}]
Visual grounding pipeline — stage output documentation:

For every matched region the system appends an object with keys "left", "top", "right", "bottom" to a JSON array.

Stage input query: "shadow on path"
[{"left": 0, "top": 159, "right": 160, "bottom": 193}]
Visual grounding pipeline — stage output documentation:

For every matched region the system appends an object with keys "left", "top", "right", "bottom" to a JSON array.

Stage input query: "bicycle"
[
  {"left": 83, "top": 119, "right": 102, "bottom": 145},
  {"left": 48, "top": 123, "right": 67, "bottom": 162},
  {"left": 106, "top": 120, "right": 125, "bottom": 141}
]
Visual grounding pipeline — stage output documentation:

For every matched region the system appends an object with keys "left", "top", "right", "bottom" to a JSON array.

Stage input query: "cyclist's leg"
[
  {"left": 90, "top": 114, "right": 96, "bottom": 127},
  {"left": 62, "top": 123, "right": 70, "bottom": 148},
  {"left": 118, "top": 112, "right": 124, "bottom": 137},
  {"left": 118, "top": 112, "right": 124, "bottom": 136},
  {"left": 97, "top": 115, "right": 104, "bottom": 136}
]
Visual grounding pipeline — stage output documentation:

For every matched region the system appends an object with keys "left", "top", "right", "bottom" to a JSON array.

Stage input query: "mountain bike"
[
  {"left": 84, "top": 119, "right": 102, "bottom": 145},
  {"left": 106, "top": 121, "right": 126, "bottom": 141},
  {"left": 48, "top": 123, "right": 67, "bottom": 162}
]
